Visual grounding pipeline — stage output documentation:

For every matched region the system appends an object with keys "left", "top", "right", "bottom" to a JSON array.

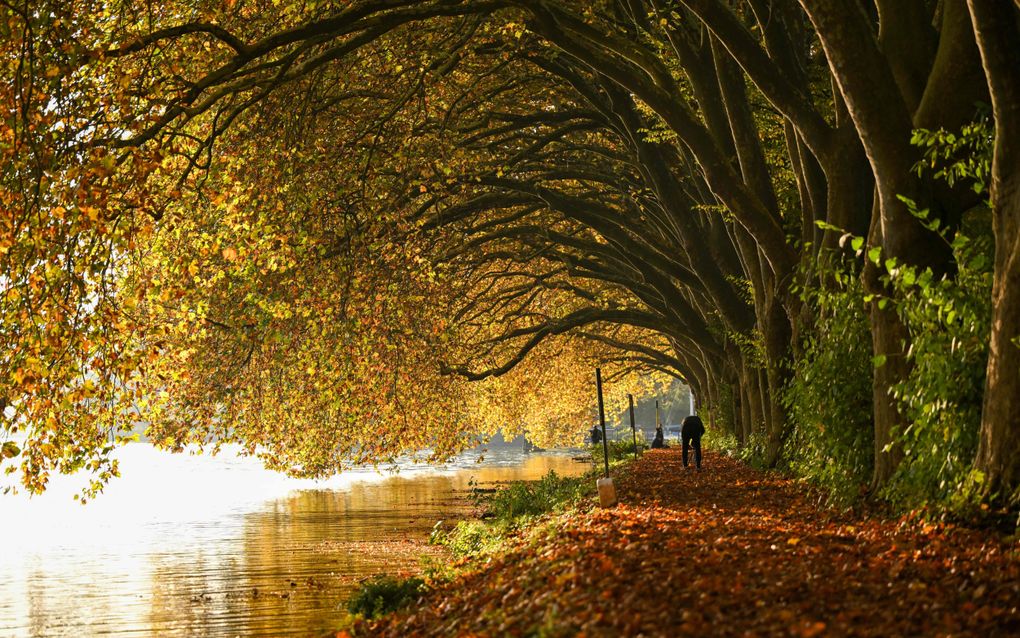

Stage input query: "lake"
[{"left": 0, "top": 444, "right": 588, "bottom": 637}]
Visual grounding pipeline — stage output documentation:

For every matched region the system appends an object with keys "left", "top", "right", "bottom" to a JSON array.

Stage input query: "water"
[{"left": 0, "top": 444, "right": 588, "bottom": 637}]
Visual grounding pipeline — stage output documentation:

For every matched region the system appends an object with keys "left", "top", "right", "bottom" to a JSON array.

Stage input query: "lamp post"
[
  {"left": 595, "top": 368, "right": 616, "bottom": 507},
  {"left": 596, "top": 368, "right": 610, "bottom": 478},
  {"left": 629, "top": 394, "right": 638, "bottom": 460}
]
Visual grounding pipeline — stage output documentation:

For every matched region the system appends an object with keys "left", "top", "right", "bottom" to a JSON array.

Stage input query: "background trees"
[{"left": 2, "top": 0, "right": 1017, "bottom": 510}]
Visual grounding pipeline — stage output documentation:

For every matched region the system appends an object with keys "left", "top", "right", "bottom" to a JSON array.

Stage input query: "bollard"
[{"left": 597, "top": 476, "right": 617, "bottom": 508}]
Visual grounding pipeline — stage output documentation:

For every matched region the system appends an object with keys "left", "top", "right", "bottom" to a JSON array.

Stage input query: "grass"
[
  {"left": 589, "top": 436, "right": 646, "bottom": 468},
  {"left": 346, "top": 575, "right": 425, "bottom": 619},
  {"left": 430, "top": 467, "right": 599, "bottom": 559}
]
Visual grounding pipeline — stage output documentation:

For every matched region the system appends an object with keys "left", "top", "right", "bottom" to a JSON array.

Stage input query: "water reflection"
[{"left": 0, "top": 446, "right": 588, "bottom": 637}]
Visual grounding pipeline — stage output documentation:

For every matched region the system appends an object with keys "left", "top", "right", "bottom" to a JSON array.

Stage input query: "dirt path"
[{"left": 356, "top": 449, "right": 1019, "bottom": 637}]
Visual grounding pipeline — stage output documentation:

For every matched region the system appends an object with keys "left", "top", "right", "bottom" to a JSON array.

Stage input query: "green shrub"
[
  {"left": 784, "top": 267, "right": 874, "bottom": 506},
  {"left": 703, "top": 382, "right": 736, "bottom": 443},
  {"left": 429, "top": 519, "right": 504, "bottom": 558},
  {"left": 735, "top": 431, "right": 771, "bottom": 470},
  {"left": 484, "top": 469, "right": 592, "bottom": 523},
  {"left": 879, "top": 117, "right": 993, "bottom": 512},
  {"left": 702, "top": 428, "right": 740, "bottom": 455},
  {"left": 703, "top": 428, "right": 774, "bottom": 470},
  {"left": 346, "top": 575, "right": 425, "bottom": 619},
  {"left": 786, "top": 115, "right": 995, "bottom": 512},
  {"left": 589, "top": 435, "right": 646, "bottom": 466},
  {"left": 431, "top": 469, "right": 595, "bottom": 558},
  {"left": 882, "top": 205, "right": 992, "bottom": 511}
]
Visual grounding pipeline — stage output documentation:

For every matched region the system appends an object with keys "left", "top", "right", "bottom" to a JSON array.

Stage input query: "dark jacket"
[{"left": 680, "top": 415, "right": 705, "bottom": 439}]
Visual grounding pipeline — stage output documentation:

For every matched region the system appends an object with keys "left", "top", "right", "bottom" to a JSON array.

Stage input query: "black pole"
[
  {"left": 596, "top": 368, "right": 610, "bottom": 478},
  {"left": 629, "top": 394, "right": 638, "bottom": 460}
]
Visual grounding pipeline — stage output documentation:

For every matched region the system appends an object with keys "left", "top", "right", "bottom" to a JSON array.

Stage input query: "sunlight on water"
[{"left": 0, "top": 444, "right": 588, "bottom": 637}]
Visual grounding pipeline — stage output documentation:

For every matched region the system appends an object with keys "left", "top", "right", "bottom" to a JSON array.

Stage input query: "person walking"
[{"left": 680, "top": 414, "right": 705, "bottom": 470}]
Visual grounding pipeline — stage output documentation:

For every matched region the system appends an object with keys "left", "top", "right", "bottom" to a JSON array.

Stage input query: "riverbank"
[{"left": 345, "top": 448, "right": 1019, "bottom": 636}]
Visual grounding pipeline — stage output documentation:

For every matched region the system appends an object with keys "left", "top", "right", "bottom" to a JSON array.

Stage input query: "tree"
[{"left": 968, "top": 0, "right": 1020, "bottom": 504}]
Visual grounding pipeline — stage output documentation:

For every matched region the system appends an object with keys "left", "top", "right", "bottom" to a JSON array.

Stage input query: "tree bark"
[
  {"left": 868, "top": 301, "right": 908, "bottom": 488},
  {"left": 875, "top": 0, "right": 937, "bottom": 113},
  {"left": 740, "top": 375, "right": 753, "bottom": 443},
  {"left": 731, "top": 382, "right": 745, "bottom": 445},
  {"left": 741, "top": 361, "right": 763, "bottom": 440},
  {"left": 915, "top": 0, "right": 988, "bottom": 132},
  {"left": 968, "top": 0, "right": 1020, "bottom": 504}
]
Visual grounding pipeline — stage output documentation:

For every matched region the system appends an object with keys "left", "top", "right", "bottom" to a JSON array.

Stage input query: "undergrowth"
[
  {"left": 430, "top": 468, "right": 597, "bottom": 559},
  {"left": 346, "top": 575, "right": 425, "bottom": 619},
  {"left": 590, "top": 436, "right": 646, "bottom": 467},
  {"left": 344, "top": 457, "right": 632, "bottom": 630}
]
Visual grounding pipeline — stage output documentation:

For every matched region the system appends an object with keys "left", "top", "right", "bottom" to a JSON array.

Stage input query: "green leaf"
[
  {"left": 872, "top": 354, "right": 887, "bottom": 368},
  {"left": 851, "top": 237, "right": 864, "bottom": 252}
]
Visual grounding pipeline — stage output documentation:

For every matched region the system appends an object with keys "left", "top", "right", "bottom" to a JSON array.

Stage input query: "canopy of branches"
[{"left": 2, "top": 0, "right": 1019, "bottom": 506}]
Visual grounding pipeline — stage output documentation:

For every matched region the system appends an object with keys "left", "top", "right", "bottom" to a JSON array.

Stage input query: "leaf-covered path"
[{"left": 357, "top": 449, "right": 1020, "bottom": 636}]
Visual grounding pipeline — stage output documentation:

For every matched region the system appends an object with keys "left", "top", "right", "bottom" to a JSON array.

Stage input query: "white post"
[{"left": 690, "top": 385, "right": 696, "bottom": 415}]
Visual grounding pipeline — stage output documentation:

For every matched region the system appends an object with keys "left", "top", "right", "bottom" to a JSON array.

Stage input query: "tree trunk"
[
  {"left": 732, "top": 382, "right": 745, "bottom": 445},
  {"left": 968, "top": 0, "right": 1020, "bottom": 504},
  {"left": 875, "top": 0, "right": 937, "bottom": 113},
  {"left": 742, "top": 361, "right": 764, "bottom": 441},
  {"left": 756, "top": 366, "right": 769, "bottom": 442},
  {"left": 862, "top": 197, "right": 907, "bottom": 489},
  {"left": 711, "top": 34, "right": 795, "bottom": 465},
  {"left": 868, "top": 301, "right": 908, "bottom": 488},
  {"left": 740, "top": 380, "right": 752, "bottom": 444},
  {"left": 820, "top": 126, "right": 873, "bottom": 251},
  {"left": 977, "top": 188, "right": 1020, "bottom": 502},
  {"left": 802, "top": 0, "right": 952, "bottom": 489},
  {"left": 763, "top": 296, "right": 792, "bottom": 466},
  {"left": 704, "top": 383, "right": 716, "bottom": 432}
]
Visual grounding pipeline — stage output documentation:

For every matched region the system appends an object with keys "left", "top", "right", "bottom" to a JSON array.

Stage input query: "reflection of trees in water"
[
  {"left": 23, "top": 557, "right": 154, "bottom": 637},
  {"left": 145, "top": 556, "right": 233, "bottom": 636},
  {"left": 225, "top": 475, "right": 470, "bottom": 636},
  {"left": 24, "top": 564, "right": 68, "bottom": 638},
  {"left": 234, "top": 455, "right": 586, "bottom": 635},
  {"left": 142, "top": 519, "right": 354, "bottom": 637},
  {"left": 13, "top": 455, "right": 585, "bottom": 638}
]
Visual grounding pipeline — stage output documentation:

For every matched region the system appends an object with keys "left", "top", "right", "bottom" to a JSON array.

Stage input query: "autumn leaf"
[{"left": 355, "top": 451, "right": 1020, "bottom": 637}]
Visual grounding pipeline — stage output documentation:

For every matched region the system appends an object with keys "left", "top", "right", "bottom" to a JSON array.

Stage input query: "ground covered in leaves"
[{"left": 350, "top": 449, "right": 1020, "bottom": 637}]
